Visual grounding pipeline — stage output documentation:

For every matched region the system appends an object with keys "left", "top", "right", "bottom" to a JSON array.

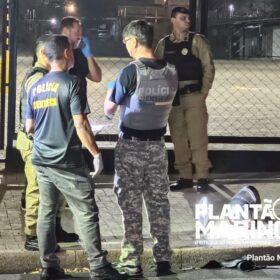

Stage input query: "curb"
[{"left": 1, "top": 246, "right": 279, "bottom": 274}]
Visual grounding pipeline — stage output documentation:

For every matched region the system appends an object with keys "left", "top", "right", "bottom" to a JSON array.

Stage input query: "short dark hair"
[
  {"left": 171, "top": 7, "right": 190, "bottom": 18},
  {"left": 122, "top": 20, "right": 154, "bottom": 48},
  {"left": 32, "top": 34, "right": 53, "bottom": 66},
  {"left": 43, "top": 35, "right": 70, "bottom": 62},
  {"left": 60, "top": 16, "right": 81, "bottom": 30}
]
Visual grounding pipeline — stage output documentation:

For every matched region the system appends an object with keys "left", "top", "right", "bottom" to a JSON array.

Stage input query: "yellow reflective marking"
[{"left": 33, "top": 98, "right": 57, "bottom": 110}]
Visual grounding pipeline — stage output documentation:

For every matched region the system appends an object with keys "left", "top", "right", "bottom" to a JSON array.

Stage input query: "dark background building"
[{"left": 17, "top": 0, "right": 280, "bottom": 58}]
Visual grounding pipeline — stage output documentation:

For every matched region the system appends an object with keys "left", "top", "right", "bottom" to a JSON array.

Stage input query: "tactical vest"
[
  {"left": 121, "top": 60, "right": 178, "bottom": 131},
  {"left": 19, "top": 67, "right": 48, "bottom": 126},
  {"left": 163, "top": 33, "right": 202, "bottom": 92}
]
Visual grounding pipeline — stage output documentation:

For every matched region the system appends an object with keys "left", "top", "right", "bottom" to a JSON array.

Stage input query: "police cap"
[{"left": 171, "top": 7, "right": 190, "bottom": 18}]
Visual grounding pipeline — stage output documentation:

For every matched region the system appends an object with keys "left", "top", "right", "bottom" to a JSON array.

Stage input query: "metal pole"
[
  {"left": 200, "top": 0, "right": 209, "bottom": 36},
  {"left": 7, "top": 0, "right": 18, "bottom": 148},
  {"left": 0, "top": 0, "right": 8, "bottom": 149},
  {"left": 189, "top": 0, "right": 197, "bottom": 32}
]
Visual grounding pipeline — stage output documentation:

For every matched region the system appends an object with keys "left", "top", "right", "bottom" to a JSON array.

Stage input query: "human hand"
[
  {"left": 81, "top": 36, "right": 92, "bottom": 58},
  {"left": 90, "top": 153, "right": 103, "bottom": 178}
]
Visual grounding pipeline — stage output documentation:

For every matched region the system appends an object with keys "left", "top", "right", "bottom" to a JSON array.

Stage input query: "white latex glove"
[{"left": 90, "top": 153, "right": 104, "bottom": 178}]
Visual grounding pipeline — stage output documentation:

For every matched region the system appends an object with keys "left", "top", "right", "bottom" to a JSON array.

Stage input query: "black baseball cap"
[{"left": 171, "top": 7, "right": 190, "bottom": 18}]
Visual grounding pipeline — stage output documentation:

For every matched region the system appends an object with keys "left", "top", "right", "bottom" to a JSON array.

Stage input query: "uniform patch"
[{"left": 181, "top": 48, "right": 188, "bottom": 55}]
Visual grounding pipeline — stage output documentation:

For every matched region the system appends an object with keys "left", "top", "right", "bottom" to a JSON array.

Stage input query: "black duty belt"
[
  {"left": 179, "top": 85, "right": 202, "bottom": 95},
  {"left": 121, "top": 134, "right": 163, "bottom": 141}
]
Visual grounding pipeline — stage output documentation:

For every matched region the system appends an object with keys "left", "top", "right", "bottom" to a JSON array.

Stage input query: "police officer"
[
  {"left": 155, "top": 7, "right": 215, "bottom": 192},
  {"left": 16, "top": 35, "right": 78, "bottom": 251},
  {"left": 104, "top": 20, "right": 178, "bottom": 277},
  {"left": 25, "top": 35, "right": 123, "bottom": 280}
]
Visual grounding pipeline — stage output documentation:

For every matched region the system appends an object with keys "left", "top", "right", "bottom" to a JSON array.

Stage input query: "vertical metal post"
[
  {"left": 189, "top": 0, "right": 197, "bottom": 32},
  {"left": 200, "top": 0, "right": 208, "bottom": 36},
  {"left": 0, "top": 0, "right": 8, "bottom": 149},
  {"left": 7, "top": 0, "right": 18, "bottom": 149},
  {"left": 242, "top": 26, "right": 246, "bottom": 58}
]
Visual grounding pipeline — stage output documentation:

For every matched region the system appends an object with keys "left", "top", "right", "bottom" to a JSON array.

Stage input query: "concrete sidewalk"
[{"left": 1, "top": 171, "right": 280, "bottom": 274}]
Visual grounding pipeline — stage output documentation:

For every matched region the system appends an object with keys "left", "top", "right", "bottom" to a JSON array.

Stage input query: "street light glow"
[
  {"left": 50, "top": 18, "right": 57, "bottom": 25},
  {"left": 65, "top": 3, "right": 76, "bottom": 14},
  {"left": 229, "top": 4, "right": 234, "bottom": 17}
]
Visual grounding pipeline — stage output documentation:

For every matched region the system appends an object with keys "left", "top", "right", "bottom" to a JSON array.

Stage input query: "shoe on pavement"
[
  {"left": 170, "top": 178, "right": 193, "bottom": 191},
  {"left": 156, "top": 261, "right": 176, "bottom": 276},
  {"left": 25, "top": 235, "right": 60, "bottom": 252},
  {"left": 40, "top": 266, "right": 71, "bottom": 280},
  {"left": 25, "top": 235, "right": 38, "bottom": 251},
  {"left": 56, "top": 217, "right": 79, "bottom": 242},
  {"left": 91, "top": 263, "right": 127, "bottom": 279},
  {"left": 196, "top": 178, "right": 211, "bottom": 193},
  {"left": 113, "top": 262, "right": 143, "bottom": 278}
]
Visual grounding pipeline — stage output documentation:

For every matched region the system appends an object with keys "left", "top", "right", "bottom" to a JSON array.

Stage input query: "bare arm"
[
  {"left": 73, "top": 113, "right": 100, "bottom": 156},
  {"left": 104, "top": 87, "right": 118, "bottom": 116},
  {"left": 87, "top": 56, "right": 102, "bottom": 82},
  {"left": 25, "top": 118, "right": 35, "bottom": 134}
]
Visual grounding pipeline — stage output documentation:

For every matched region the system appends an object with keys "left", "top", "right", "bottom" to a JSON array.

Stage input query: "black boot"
[
  {"left": 56, "top": 217, "right": 79, "bottom": 242},
  {"left": 170, "top": 178, "right": 193, "bottom": 191},
  {"left": 156, "top": 261, "right": 175, "bottom": 276},
  {"left": 196, "top": 178, "right": 211, "bottom": 193},
  {"left": 41, "top": 267, "right": 71, "bottom": 280},
  {"left": 91, "top": 264, "right": 127, "bottom": 279}
]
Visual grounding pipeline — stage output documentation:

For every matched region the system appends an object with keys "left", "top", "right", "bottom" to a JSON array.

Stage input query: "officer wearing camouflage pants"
[{"left": 104, "top": 20, "right": 178, "bottom": 277}]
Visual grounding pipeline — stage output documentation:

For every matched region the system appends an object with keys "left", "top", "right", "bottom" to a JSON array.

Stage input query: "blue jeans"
[{"left": 35, "top": 165, "right": 108, "bottom": 270}]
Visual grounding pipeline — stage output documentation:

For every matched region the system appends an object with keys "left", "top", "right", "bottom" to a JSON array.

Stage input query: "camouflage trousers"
[{"left": 114, "top": 138, "right": 171, "bottom": 266}]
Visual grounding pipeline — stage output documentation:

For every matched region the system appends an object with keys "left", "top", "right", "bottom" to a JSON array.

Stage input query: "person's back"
[
  {"left": 25, "top": 34, "right": 123, "bottom": 280},
  {"left": 29, "top": 71, "right": 85, "bottom": 168}
]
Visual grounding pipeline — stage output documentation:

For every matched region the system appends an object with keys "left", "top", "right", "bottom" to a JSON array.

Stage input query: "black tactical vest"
[
  {"left": 163, "top": 33, "right": 203, "bottom": 92},
  {"left": 19, "top": 67, "right": 48, "bottom": 126}
]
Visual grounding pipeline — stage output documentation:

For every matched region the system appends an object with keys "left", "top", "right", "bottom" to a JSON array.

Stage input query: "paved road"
[{"left": 1, "top": 267, "right": 280, "bottom": 279}]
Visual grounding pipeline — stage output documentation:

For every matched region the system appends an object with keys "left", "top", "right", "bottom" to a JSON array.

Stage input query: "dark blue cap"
[{"left": 171, "top": 7, "right": 190, "bottom": 18}]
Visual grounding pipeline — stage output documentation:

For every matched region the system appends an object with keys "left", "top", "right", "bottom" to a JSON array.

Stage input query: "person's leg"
[
  {"left": 113, "top": 139, "right": 144, "bottom": 275},
  {"left": 23, "top": 153, "right": 39, "bottom": 237},
  {"left": 185, "top": 94, "right": 209, "bottom": 179},
  {"left": 16, "top": 131, "right": 39, "bottom": 238},
  {"left": 44, "top": 165, "right": 108, "bottom": 271},
  {"left": 55, "top": 194, "right": 79, "bottom": 243},
  {"left": 35, "top": 166, "right": 60, "bottom": 269},
  {"left": 143, "top": 141, "right": 171, "bottom": 263},
  {"left": 169, "top": 104, "right": 193, "bottom": 179}
]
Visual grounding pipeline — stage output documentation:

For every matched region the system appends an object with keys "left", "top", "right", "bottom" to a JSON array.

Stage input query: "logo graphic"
[{"left": 181, "top": 48, "right": 188, "bottom": 55}]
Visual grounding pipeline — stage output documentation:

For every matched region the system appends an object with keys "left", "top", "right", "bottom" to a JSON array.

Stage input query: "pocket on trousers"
[{"left": 16, "top": 131, "right": 32, "bottom": 151}]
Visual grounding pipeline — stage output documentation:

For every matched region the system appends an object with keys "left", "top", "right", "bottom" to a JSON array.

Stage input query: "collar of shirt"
[
  {"left": 34, "top": 61, "right": 48, "bottom": 70},
  {"left": 169, "top": 32, "right": 189, "bottom": 43}
]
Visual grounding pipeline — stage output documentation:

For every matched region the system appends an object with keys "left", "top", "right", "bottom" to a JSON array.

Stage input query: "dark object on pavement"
[{"left": 170, "top": 178, "right": 193, "bottom": 191}]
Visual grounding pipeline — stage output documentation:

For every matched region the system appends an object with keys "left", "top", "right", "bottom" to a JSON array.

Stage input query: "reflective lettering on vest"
[{"left": 138, "top": 85, "right": 174, "bottom": 104}]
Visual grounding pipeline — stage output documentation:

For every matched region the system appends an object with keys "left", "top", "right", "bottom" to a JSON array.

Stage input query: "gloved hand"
[
  {"left": 81, "top": 36, "right": 92, "bottom": 58},
  {"left": 90, "top": 153, "right": 103, "bottom": 178}
]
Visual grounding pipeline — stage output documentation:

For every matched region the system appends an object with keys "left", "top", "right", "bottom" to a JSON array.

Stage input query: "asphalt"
[
  {"left": 1, "top": 168, "right": 280, "bottom": 275},
  {"left": 2, "top": 267, "right": 280, "bottom": 280}
]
